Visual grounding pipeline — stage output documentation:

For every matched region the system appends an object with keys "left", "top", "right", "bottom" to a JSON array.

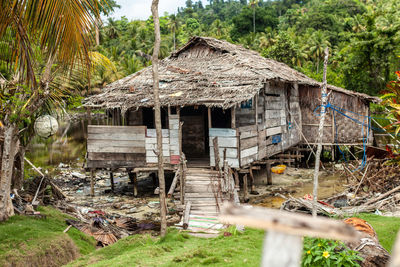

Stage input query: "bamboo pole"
[{"left": 312, "top": 47, "right": 329, "bottom": 217}]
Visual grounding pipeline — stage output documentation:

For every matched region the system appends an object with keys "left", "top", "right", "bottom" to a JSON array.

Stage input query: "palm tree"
[
  {"left": 307, "top": 31, "right": 331, "bottom": 73},
  {"left": 168, "top": 14, "right": 179, "bottom": 51},
  {"left": 249, "top": 0, "right": 259, "bottom": 34},
  {"left": 0, "top": 0, "right": 104, "bottom": 221}
]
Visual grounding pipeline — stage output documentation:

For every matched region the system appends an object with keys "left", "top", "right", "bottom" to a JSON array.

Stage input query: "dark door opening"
[{"left": 180, "top": 106, "right": 209, "bottom": 163}]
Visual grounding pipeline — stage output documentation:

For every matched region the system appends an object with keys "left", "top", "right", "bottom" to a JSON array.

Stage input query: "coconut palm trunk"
[
  {"left": 0, "top": 124, "right": 19, "bottom": 221},
  {"left": 151, "top": 0, "right": 167, "bottom": 237}
]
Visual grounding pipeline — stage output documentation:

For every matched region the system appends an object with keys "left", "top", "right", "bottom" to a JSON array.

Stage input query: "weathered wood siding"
[
  {"left": 209, "top": 128, "right": 240, "bottom": 168},
  {"left": 299, "top": 85, "right": 372, "bottom": 144},
  {"left": 86, "top": 125, "right": 146, "bottom": 169},
  {"left": 238, "top": 125, "right": 258, "bottom": 166},
  {"left": 145, "top": 114, "right": 181, "bottom": 165},
  {"left": 233, "top": 81, "right": 302, "bottom": 167}
]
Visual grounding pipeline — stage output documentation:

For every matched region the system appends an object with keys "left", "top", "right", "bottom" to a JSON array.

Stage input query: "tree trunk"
[
  {"left": 312, "top": 48, "right": 329, "bottom": 217},
  {"left": 0, "top": 124, "right": 19, "bottom": 221},
  {"left": 173, "top": 29, "right": 176, "bottom": 51},
  {"left": 12, "top": 147, "right": 25, "bottom": 190},
  {"left": 151, "top": 0, "right": 167, "bottom": 237}
]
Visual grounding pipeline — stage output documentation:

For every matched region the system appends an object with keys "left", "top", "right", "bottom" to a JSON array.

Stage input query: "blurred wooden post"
[
  {"left": 219, "top": 203, "right": 359, "bottom": 267},
  {"left": 231, "top": 107, "right": 236, "bottom": 128},
  {"left": 110, "top": 171, "right": 114, "bottom": 192},
  {"left": 90, "top": 169, "right": 95, "bottom": 196},
  {"left": 243, "top": 174, "right": 248, "bottom": 201},
  {"left": 266, "top": 163, "right": 272, "bottom": 185},
  {"left": 389, "top": 231, "right": 400, "bottom": 267}
]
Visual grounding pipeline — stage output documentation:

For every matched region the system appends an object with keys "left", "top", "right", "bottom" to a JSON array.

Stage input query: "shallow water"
[
  {"left": 26, "top": 114, "right": 106, "bottom": 170},
  {"left": 255, "top": 174, "right": 347, "bottom": 209}
]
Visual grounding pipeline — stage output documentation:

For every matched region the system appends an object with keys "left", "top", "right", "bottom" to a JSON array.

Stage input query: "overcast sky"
[{"left": 109, "top": 0, "right": 207, "bottom": 20}]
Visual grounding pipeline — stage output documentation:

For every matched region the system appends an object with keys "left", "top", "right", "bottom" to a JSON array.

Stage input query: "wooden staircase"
[{"left": 184, "top": 167, "right": 222, "bottom": 217}]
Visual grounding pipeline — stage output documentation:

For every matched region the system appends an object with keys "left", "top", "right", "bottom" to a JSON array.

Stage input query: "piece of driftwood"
[
  {"left": 183, "top": 201, "right": 191, "bottom": 230},
  {"left": 220, "top": 202, "right": 358, "bottom": 267},
  {"left": 220, "top": 202, "right": 358, "bottom": 241},
  {"left": 63, "top": 225, "right": 72, "bottom": 233},
  {"left": 364, "top": 184, "right": 400, "bottom": 206},
  {"left": 167, "top": 170, "right": 180, "bottom": 197},
  {"left": 344, "top": 217, "right": 390, "bottom": 267},
  {"left": 281, "top": 197, "right": 337, "bottom": 216}
]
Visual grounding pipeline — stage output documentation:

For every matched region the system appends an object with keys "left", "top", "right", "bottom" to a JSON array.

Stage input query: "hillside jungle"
[{"left": 1, "top": 0, "right": 400, "bottom": 266}]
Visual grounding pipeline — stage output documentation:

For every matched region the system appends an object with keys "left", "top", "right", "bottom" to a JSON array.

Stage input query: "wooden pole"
[
  {"left": 110, "top": 171, "right": 114, "bottom": 192},
  {"left": 151, "top": 0, "right": 167, "bottom": 237},
  {"left": 266, "top": 163, "right": 272, "bottom": 185},
  {"left": 234, "top": 170, "right": 240, "bottom": 190},
  {"left": 312, "top": 47, "right": 329, "bottom": 217},
  {"left": 255, "top": 94, "right": 259, "bottom": 125},
  {"left": 231, "top": 107, "right": 236, "bottom": 128},
  {"left": 262, "top": 231, "right": 303, "bottom": 267},
  {"left": 167, "top": 171, "right": 179, "bottom": 198},
  {"left": 208, "top": 107, "right": 212, "bottom": 129},
  {"left": 243, "top": 174, "right": 248, "bottom": 201},
  {"left": 90, "top": 169, "right": 95, "bottom": 197},
  {"left": 183, "top": 201, "right": 192, "bottom": 230},
  {"left": 249, "top": 165, "right": 256, "bottom": 192},
  {"left": 133, "top": 172, "right": 138, "bottom": 197}
]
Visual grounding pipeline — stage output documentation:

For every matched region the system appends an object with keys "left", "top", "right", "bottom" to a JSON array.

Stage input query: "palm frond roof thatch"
[{"left": 84, "top": 36, "right": 379, "bottom": 112}]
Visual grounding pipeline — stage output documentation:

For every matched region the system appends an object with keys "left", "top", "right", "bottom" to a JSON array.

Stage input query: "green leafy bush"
[{"left": 302, "top": 238, "right": 363, "bottom": 267}]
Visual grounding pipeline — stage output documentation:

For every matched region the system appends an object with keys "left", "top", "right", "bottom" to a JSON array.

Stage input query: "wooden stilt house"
[{"left": 83, "top": 36, "right": 378, "bottom": 172}]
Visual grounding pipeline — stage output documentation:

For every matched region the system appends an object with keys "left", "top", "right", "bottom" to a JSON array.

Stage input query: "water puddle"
[{"left": 251, "top": 173, "right": 347, "bottom": 209}]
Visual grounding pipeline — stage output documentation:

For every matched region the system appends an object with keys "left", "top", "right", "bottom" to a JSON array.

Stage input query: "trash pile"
[
  {"left": 281, "top": 159, "right": 400, "bottom": 216},
  {"left": 14, "top": 163, "right": 180, "bottom": 246},
  {"left": 61, "top": 205, "right": 159, "bottom": 246}
]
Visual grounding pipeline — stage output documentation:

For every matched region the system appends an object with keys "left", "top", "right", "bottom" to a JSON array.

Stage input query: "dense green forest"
[{"left": 92, "top": 0, "right": 400, "bottom": 96}]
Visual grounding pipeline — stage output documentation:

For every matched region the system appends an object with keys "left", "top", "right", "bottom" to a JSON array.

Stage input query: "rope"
[{"left": 313, "top": 102, "right": 376, "bottom": 171}]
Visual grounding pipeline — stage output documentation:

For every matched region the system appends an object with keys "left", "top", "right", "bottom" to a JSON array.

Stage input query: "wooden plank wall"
[
  {"left": 238, "top": 125, "right": 258, "bottom": 166},
  {"left": 145, "top": 114, "right": 180, "bottom": 165},
  {"left": 299, "top": 85, "right": 371, "bottom": 144},
  {"left": 209, "top": 128, "right": 240, "bottom": 168},
  {"left": 169, "top": 115, "right": 180, "bottom": 164},
  {"left": 234, "top": 81, "right": 303, "bottom": 167},
  {"left": 86, "top": 125, "right": 146, "bottom": 169}
]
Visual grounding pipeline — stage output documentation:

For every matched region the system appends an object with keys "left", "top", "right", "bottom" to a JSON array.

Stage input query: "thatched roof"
[{"left": 84, "top": 36, "right": 379, "bottom": 112}]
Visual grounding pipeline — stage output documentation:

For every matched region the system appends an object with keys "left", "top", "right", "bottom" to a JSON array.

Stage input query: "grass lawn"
[
  {"left": 67, "top": 228, "right": 265, "bottom": 267},
  {"left": 356, "top": 213, "right": 400, "bottom": 253},
  {"left": 1, "top": 206, "right": 399, "bottom": 267},
  {"left": 68, "top": 214, "right": 400, "bottom": 267},
  {"left": 0, "top": 206, "right": 96, "bottom": 266}
]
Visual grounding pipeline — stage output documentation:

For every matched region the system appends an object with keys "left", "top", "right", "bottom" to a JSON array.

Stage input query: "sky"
[{"left": 109, "top": 0, "right": 207, "bottom": 20}]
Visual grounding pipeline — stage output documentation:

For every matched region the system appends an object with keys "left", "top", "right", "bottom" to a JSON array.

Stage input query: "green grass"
[
  {"left": 1, "top": 206, "right": 399, "bottom": 267},
  {"left": 356, "top": 213, "right": 400, "bottom": 253},
  {"left": 67, "top": 228, "right": 264, "bottom": 267},
  {"left": 68, "top": 214, "right": 400, "bottom": 267},
  {"left": 0, "top": 206, "right": 96, "bottom": 266}
]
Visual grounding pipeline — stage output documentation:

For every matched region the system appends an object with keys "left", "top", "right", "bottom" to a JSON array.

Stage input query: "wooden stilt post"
[
  {"left": 243, "top": 174, "right": 248, "bottom": 201},
  {"left": 231, "top": 107, "right": 236, "bottom": 128},
  {"left": 234, "top": 170, "right": 240, "bottom": 190},
  {"left": 266, "top": 163, "right": 272, "bottom": 185},
  {"left": 90, "top": 169, "right": 95, "bottom": 197},
  {"left": 133, "top": 172, "right": 138, "bottom": 197},
  {"left": 249, "top": 166, "right": 256, "bottom": 192},
  {"left": 110, "top": 171, "right": 114, "bottom": 192},
  {"left": 208, "top": 107, "right": 212, "bottom": 129}
]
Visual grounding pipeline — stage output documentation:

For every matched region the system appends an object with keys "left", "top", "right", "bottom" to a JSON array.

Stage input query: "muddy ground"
[
  {"left": 249, "top": 166, "right": 347, "bottom": 208},
  {"left": 53, "top": 163, "right": 347, "bottom": 216}
]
